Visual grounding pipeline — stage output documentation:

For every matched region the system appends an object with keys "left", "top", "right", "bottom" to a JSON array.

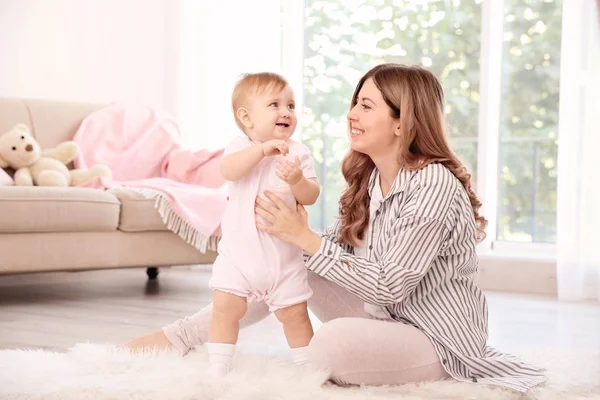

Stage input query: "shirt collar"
[{"left": 367, "top": 166, "right": 414, "bottom": 200}]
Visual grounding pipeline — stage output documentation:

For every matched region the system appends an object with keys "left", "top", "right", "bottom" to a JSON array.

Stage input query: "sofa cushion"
[
  {"left": 0, "top": 187, "right": 120, "bottom": 233},
  {"left": 109, "top": 188, "right": 168, "bottom": 232}
]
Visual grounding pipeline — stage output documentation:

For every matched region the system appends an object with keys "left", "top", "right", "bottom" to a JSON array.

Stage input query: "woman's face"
[{"left": 346, "top": 78, "right": 401, "bottom": 159}]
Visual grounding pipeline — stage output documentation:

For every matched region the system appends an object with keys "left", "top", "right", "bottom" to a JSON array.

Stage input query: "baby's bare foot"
[{"left": 125, "top": 329, "right": 174, "bottom": 352}]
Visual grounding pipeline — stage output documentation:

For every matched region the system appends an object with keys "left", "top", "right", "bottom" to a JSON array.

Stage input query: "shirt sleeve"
[
  {"left": 224, "top": 135, "right": 250, "bottom": 156},
  {"left": 298, "top": 144, "right": 317, "bottom": 180},
  {"left": 305, "top": 176, "right": 456, "bottom": 306},
  {"left": 303, "top": 218, "right": 354, "bottom": 262}
]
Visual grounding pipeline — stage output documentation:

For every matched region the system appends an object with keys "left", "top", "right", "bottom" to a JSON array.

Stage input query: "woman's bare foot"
[{"left": 125, "top": 329, "right": 174, "bottom": 352}]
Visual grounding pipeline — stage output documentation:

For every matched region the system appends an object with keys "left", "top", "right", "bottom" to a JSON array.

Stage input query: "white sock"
[
  {"left": 290, "top": 346, "right": 311, "bottom": 367},
  {"left": 206, "top": 342, "right": 236, "bottom": 377}
]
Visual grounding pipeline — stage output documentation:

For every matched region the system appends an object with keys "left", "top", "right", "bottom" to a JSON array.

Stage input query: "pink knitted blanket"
[{"left": 73, "top": 104, "right": 226, "bottom": 252}]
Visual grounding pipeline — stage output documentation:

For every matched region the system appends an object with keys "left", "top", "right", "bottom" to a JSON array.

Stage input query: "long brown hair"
[{"left": 338, "top": 63, "right": 487, "bottom": 246}]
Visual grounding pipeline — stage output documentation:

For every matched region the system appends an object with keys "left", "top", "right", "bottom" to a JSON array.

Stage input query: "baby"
[{"left": 206, "top": 72, "right": 321, "bottom": 376}]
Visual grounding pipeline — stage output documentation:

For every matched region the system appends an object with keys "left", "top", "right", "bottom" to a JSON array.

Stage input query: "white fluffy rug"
[{"left": 0, "top": 344, "right": 599, "bottom": 400}]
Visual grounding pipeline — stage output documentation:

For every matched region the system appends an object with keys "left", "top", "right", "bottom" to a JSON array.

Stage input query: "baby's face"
[{"left": 245, "top": 85, "right": 297, "bottom": 143}]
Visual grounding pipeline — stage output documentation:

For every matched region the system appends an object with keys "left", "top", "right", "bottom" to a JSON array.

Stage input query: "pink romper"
[{"left": 209, "top": 135, "right": 317, "bottom": 311}]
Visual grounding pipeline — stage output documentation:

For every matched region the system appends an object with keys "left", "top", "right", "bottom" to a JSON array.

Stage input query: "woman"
[{"left": 127, "top": 63, "right": 546, "bottom": 392}]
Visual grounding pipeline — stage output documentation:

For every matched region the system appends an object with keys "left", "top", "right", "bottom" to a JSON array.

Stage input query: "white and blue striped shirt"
[{"left": 305, "top": 163, "right": 547, "bottom": 392}]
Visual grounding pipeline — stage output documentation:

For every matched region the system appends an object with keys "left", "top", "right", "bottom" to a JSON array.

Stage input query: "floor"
[{"left": 0, "top": 266, "right": 599, "bottom": 358}]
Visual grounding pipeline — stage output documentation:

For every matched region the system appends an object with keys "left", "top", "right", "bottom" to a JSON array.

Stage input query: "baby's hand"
[
  {"left": 276, "top": 156, "right": 303, "bottom": 185},
  {"left": 262, "top": 140, "right": 289, "bottom": 157}
]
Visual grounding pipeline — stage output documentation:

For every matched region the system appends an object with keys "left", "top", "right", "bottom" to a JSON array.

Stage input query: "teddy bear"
[{"left": 0, "top": 123, "right": 111, "bottom": 187}]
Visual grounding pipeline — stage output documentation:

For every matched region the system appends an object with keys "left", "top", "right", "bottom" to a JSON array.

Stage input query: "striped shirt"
[{"left": 305, "top": 163, "right": 547, "bottom": 392}]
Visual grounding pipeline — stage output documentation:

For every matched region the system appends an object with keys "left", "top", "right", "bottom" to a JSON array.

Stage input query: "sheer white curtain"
[
  {"left": 176, "top": 0, "right": 284, "bottom": 151},
  {"left": 556, "top": 0, "right": 600, "bottom": 301}
]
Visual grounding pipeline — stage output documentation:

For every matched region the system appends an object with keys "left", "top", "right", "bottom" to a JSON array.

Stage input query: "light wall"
[
  {"left": 177, "top": 0, "right": 283, "bottom": 150},
  {"left": 0, "top": 0, "right": 181, "bottom": 116},
  {"left": 0, "top": 0, "right": 286, "bottom": 150}
]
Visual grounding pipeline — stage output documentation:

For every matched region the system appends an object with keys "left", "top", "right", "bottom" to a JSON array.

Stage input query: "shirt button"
[
  {"left": 375, "top": 210, "right": 380, "bottom": 216},
  {"left": 369, "top": 245, "right": 373, "bottom": 250},
  {"left": 442, "top": 359, "right": 447, "bottom": 365},
  {"left": 471, "top": 377, "right": 477, "bottom": 383},
  {"left": 327, "top": 250, "right": 333, "bottom": 255}
]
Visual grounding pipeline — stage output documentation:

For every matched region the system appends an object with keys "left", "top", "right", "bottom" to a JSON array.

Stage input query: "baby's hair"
[{"left": 231, "top": 72, "right": 288, "bottom": 131}]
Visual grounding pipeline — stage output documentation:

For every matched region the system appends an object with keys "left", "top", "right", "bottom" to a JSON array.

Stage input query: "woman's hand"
[{"left": 255, "top": 191, "right": 321, "bottom": 254}]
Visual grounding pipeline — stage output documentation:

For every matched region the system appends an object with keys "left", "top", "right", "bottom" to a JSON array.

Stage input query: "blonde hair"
[
  {"left": 231, "top": 72, "right": 288, "bottom": 132},
  {"left": 338, "top": 63, "right": 488, "bottom": 246}
]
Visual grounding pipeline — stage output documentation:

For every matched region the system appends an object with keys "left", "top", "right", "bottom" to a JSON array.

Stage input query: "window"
[
  {"left": 294, "top": 0, "right": 562, "bottom": 248},
  {"left": 497, "top": 0, "right": 562, "bottom": 243}
]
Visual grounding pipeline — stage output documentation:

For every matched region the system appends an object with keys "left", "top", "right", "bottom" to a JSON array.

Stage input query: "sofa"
[{"left": 0, "top": 97, "right": 218, "bottom": 279}]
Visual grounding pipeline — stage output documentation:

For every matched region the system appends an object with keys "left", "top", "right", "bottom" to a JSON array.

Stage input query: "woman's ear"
[
  {"left": 394, "top": 123, "right": 402, "bottom": 137},
  {"left": 236, "top": 107, "right": 253, "bottom": 129}
]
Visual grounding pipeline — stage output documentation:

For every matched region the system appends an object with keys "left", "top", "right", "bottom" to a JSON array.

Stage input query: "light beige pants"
[{"left": 163, "top": 270, "right": 450, "bottom": 386}]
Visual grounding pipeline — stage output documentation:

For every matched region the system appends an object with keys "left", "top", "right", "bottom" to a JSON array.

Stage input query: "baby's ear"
[
  {"left": 236, "top": 107, "right": 253, "bottom": 128},
  {"left": 0, "top": 154, "right": 8, "bottom": 168}
]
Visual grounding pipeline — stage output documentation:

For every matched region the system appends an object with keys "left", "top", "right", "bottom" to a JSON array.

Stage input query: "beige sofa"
[{"left": 0, "top": 97, "right": 218, "bottom": 278}]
